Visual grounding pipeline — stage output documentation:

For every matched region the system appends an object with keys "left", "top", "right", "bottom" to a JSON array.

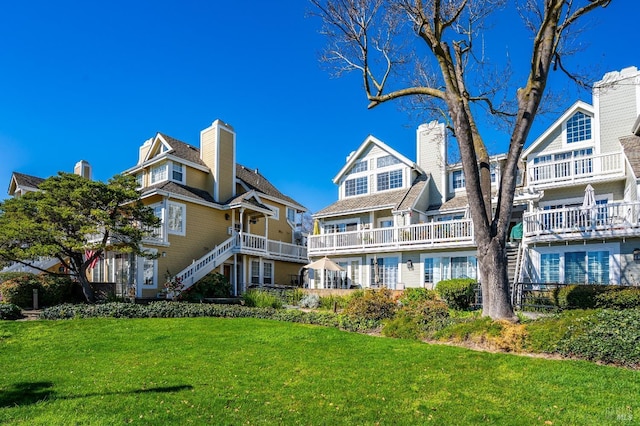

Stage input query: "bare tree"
[{"left": 311, "top": 0, "right": 612, "bottom": 320}]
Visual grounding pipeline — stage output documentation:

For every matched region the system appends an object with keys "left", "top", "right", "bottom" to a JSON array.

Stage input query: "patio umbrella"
[
  {"left": 304, "top": 256, "right": 344, "bottom": 271},
  {"left": 313, "top": 219, "right": 320, "bottom": 235},
  {"left": 581, "top": 184, "right": 597, "bottom": 225}
]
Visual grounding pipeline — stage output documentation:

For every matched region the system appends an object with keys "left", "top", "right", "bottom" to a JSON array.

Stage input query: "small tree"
[
  {"left": 311, "top": 0, "right": 612, "bottom": 320},
  {"left": 0, "top": 173, "right": 160, "bottom": 303}
]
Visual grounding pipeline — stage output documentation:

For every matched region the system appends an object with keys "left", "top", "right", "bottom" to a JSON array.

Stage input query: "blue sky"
[{"left": 0, "top": 1, "right": 636, "bottom": 213}]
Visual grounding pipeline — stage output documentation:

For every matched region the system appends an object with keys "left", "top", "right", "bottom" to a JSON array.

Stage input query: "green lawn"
[{"left": 0, "top": 318, "right": 638, "bottom": 425}]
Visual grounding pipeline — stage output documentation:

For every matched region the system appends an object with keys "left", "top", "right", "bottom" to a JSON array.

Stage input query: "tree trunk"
[
  {"left": 78, "top": 264, "right": 96, "bottom": 303},
  {"left": 478, "top": 238, "right": 517, "bottom": 321}
]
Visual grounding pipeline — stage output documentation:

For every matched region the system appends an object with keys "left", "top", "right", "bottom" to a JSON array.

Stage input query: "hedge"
[
  {"left": 38, "top": 302, "right": 381, "bottom": 332},
  {"left": 436, "top": 278, "right": 476, "bottom": 310}
]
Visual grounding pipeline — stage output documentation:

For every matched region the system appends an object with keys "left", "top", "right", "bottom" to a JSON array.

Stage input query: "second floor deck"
[{"left": 308, "top": 220, "right": 475, "bottom": 256}]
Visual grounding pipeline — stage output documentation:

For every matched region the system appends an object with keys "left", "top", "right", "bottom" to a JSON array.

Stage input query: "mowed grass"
[{"left": 0, "top": 318, "right": 638, "bottom": 425}]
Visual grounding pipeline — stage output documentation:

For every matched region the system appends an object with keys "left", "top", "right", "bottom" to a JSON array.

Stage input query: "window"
[
  {"left": 452, "top": 170, "right": 465, "bottom": 190},
  {"left": 167, "top": 202, "right": 185, "bottom": 235},
  {"left": 172, "top": 163, "right": 184, "bottom": 182},
  {"left": 566, "top": 111, "right": 592, "bottom": 143},
  {"left": 345, "top": 176, "right": 368, "bottom": 197},
  {"left": 540, "top": 253, "right": 560, "bottom": 283},
  {"left": 377, "top": 169, "right": 403, "bottom": 191},
  {"left": 377, "top": 155, "right": 401, "bottom": 168},
  {"left": 151, "top": 163, "right": 168, "bottom": 184},
  {"left": 251, "top": 261, "right": 260, "bottom": 284},
  {"left": 265, "top": 203, "right": 280, "bottom": 220},
  {"left": 286, "top": 207, "right": 296, "bottom": 223},
  {"left": 351, "top": 160, "right": 367, "bottom": 174},
  {"left": 424, "top": 258, "right": 434, "bottom": 284},
  {"left": 263, "top": 262, "right": 273, "bottom": 285},
  {"left": 150, "top": 205, "right": 164, "bottom": 240},
  {"left": 135, "top": 173, "right": 143, "bottom": 188},
  {"left": 490, "top": 163, "right": 498, "bottom": 183},
  {"left": 143, "top": 257, "right": 156, "bottom": 286}
]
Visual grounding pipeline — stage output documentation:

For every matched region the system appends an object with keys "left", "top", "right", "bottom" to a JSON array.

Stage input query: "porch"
[
  {"left": 523, "top": 201, "right": 640, "bottom": 241},
  {"left": 308, "top": 220, "right": 475, "bottom": 256}
]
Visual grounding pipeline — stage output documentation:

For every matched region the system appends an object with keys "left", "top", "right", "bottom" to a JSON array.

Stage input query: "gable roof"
[
  {"left": 141, "top": 181, "right": 216, "bottom": 204},
  {"left": 333, "top": 135, "right": 421, "bottom": 184},
  {"left": 8, "top": 172, "right": 45, "bottom": 195},
  {"left": 314, "top": 173, "right": 429, "bottom": 218},
  {"left": 522, "top": 100, "right": 594, "bottom": 159},
  {"left": 156, "top": 133, "right": 207, "bottom": 167}
]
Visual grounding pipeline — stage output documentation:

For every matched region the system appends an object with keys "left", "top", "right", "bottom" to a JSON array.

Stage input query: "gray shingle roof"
[
  {"left": 142, "top": 181, "right": 216, "bottom": 204},
  {"left": 157, "top": 133, "right": 207, "bottom": 167},
  {"left": 235, "top": 164, "right": 303, "bottom": 209},
  {"left": 12, "top": 172, "right": 45, "bottom": 189},
  {"left": 621, "top": 135, "right": 640, "bottom": 178},
  {"left": 315, "top": 173, "right": 429, "bottom": 217}
]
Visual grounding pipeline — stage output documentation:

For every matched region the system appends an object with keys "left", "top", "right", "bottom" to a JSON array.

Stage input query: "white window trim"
[
  {"left": 265, "top": 203, "right": 280, "bottom": 220},
  {"left": 263, "top": 260, "right": 274, "bottom": 285},
  {"left": 140, "top": 249, "right": 158, "bottom": 289},
  {"left": 449, "top": 169, "right": 465, "bottom": 193},
  {"left": 562, "top": 112, "right": 594, "bottom": 148},
  {"left": 420, "top": 251, "right": 478, "bottom": 287},
  {"left": 322, "top": 218, "right": 361, "bottom": 234},
  {"left": 150, "top": 163, "right": 169, "bottom": 185},
  {"left": 286, "top": 207, "right": 296, "bottom": 225},
  {"left": 167, "top": 201, "right": 186, "bottom": 236},
  {"left": 171, "top": 162, "right": 186, "bottom": 185},
  {"left": 365, "top": 253, "right": 402, "bottom": 289}
]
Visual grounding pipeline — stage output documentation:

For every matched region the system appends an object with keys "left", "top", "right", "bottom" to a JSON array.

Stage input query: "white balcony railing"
[
  {"left": 527, "top": 151, "right": 624, "bottom": 186},
  {"left": 308, "top": 220, "right": 474, "bottom": 255},
  {"left": 523, "top": 201, "right": 640, "bottom": 238}
]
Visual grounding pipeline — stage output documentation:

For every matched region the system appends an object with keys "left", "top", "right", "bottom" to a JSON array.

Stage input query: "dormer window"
[{"left": 566, "top": 111, "right": 592, "bottom": 143}]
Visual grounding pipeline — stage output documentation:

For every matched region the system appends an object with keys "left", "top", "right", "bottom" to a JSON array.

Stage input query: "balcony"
[
  {"left": 308, "top": 220, "right": 475, "bottom": 256},
  {"left": 523, "top": 201, "right": 640, "bottom": 242},
  {"left": 235, "top": 233, "right": 308, "bottom": 262},
  {"left": 527, "top": 151, "right": 624, "bottom": 187}
]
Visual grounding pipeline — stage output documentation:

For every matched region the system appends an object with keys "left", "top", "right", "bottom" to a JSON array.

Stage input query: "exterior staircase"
[
  {"left": 174, "top": 235, "right": 238, "bottom": 290},
  {"left": 506, "top": 242, "right": 524, "bottom": 305}
]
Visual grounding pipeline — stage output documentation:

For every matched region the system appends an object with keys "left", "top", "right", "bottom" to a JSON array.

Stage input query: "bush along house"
[
  {"left": 91, "top": 119, "right": 308, "bottom": 298},
  {"left": 307, "top": 66, "right": 640, "bottom": 291}
]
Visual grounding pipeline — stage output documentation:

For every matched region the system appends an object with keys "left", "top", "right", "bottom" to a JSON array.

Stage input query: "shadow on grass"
[{"left": 0, "top": 382, "right": 193, "bottom": 408}]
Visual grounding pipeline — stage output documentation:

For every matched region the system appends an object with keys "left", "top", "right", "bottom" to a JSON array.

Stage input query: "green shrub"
[
  {"left": 0, "top": 274, "right": 42, "bottom": 308},
  {"left": 0, "top": 272, "right": 36, "bottom": 284},
  {"left": 524, "top": 309, "right": 595, "bottom": 353},
  {"left": 595, "top": 287, "right": 640, "bottom": 309},
  {"left": 435, "top": 278, "right": 476, "bottom": 310},
  {"left": 553, "top": 285, "right": 610, "bottom": 309},
  {"left": 0, "top": 302, "right": 22, "bottom": 320},
  {"left": 285, "top": 288, "right": 305, "bottom": 306},
  {"left": 383, "top": 298, "right": 450, "bottom": 340},
  {"left": 41, "top": 276, "right": 80, "bottom": 306},
  {"left": 343, "top": 288, "right": 397, "bottom": 321},
  {"left": 242, "top": 289, "right": 283, "bottom": 309},
  {"left": 557, "top": 309, "right": 640, "bottom": 367},
  {"left": 180, "top": 273, "right": 232, "bottom": 302},
  {"left": 399, "top": 288, "right": 439, "bottom": 307}
]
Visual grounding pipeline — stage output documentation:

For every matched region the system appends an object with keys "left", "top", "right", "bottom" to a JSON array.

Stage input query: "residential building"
[
  {"left": 97, "top": 119, "right": 308, "bottom": 297},
  {"left": 307, "top": 66, "right": 640, "bottom": 290},
  {"left": 4, "top": 121, "right": 309, "bottom": 297}
]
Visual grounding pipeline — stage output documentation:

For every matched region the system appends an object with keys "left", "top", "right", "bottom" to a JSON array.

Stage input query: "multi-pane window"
[
  {"left": 540, "top": 253, "right": 560, "bottom": 283},
  {"left": 566, "top": 111, "right": 592, "bottom": 143},
  {"left": 286, "top": 207, "right": 296, "bottom": 223},
  {"left": 263, "top": 262, "right": 273, "bottom": 284},
  {"left": 151, "top": 163, "right": 168, "bottom": 184},
  {"left": 377, "top": 169, "right": 403, "bottom": 191},
  {"left": 172, "top": 163, "right": 184, "bottom": 182},
  {"left": 371, "top": 257, "right": 398, "bottom": 289},
  {"left": 135, "top": 173, "right": 143, "bottom": 188},
  {"left": 345, "top": 176, "right": 368, "bottom": 197},
  {"left": 452, "top": 170, "right": 465, "bottom": 190},
  {"left": 167, "top": 202, "right": 185, "bottom": 235},
  {"left": 377, "top": 155, "right": 401, "bottom": 168},
  {"left": 424, "top": 258, "right": 434, "bottom": 284},
  {"left": 351, "top": 160, "right": 367, "bottom": 174},
  {"left": 251, "top": 261, "right": 260, "bottom": 284}
]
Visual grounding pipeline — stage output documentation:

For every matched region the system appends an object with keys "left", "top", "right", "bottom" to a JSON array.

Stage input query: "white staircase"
[{"left": 174, "top": 235, "right": 238, "bottom": 289}]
